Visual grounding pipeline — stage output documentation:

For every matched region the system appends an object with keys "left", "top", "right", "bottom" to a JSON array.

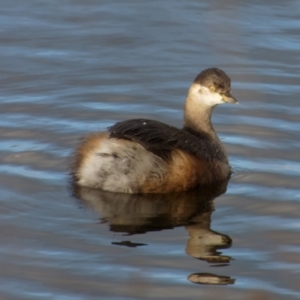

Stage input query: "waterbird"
[{"left": 72, "top": 68, "right": 238, "bottom": 193}]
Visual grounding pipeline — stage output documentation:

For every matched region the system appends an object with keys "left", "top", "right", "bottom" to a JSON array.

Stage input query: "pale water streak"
[{"left": 0, "top": 0, "right": 300, "bottom": 299}]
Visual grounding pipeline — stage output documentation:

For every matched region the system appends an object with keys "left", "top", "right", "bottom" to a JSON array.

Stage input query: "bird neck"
[{"left": 183, "top": 95, "right": 218, "bottom": 139}]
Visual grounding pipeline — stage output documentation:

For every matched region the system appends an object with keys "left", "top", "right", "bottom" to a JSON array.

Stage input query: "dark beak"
[{"left": 222, "top": 91, "right": 238, "bottom": 104}]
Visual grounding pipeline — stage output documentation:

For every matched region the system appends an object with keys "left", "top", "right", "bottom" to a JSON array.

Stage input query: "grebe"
[{"left": 72, "top": 68, "right": 238, "bottom": 193}]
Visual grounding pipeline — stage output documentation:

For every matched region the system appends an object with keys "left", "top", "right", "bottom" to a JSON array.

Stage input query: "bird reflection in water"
[{"left": 72, "top": 179, "right": 235, "bottom": 285}]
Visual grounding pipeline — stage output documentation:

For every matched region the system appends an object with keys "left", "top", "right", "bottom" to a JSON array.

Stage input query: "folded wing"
[{"left": 109, "top": 119, "right": 222, "bottom": 162}]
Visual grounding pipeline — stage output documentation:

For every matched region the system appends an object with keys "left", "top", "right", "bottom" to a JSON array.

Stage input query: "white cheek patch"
[{"left": 198, "top": 86, "right": 224, "bottom": 106}]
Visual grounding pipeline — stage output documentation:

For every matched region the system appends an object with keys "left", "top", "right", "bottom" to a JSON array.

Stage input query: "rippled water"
[{"left": 1, "top": 1, "right": 300, "bottom": 299}]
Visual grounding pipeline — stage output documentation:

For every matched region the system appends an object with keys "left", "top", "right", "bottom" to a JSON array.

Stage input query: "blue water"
[{"left": 1, "top": 1, "right": 300, "bottom": 299}]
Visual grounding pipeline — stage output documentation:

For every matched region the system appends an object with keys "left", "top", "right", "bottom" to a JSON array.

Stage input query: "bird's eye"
[{"left": 209, "top": 86, "right": 215, "bottom": 92}]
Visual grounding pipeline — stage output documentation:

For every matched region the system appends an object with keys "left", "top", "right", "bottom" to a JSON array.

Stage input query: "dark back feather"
[{"left": 108, "top": 119, "right": 226, "bottom": 162}]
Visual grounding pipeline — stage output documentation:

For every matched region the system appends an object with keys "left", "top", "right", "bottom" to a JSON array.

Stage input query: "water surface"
[{"left": 1, "top": 1, "right": 300, "bottom": 299}]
